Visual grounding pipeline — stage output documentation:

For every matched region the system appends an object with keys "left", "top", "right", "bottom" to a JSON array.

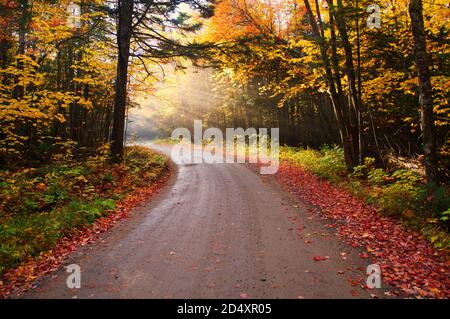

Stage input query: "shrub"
[
  {"left": 281, "top": 145, "right": 346, "bottom": 180},
  {"left": 365, "top": 169, "right": 423, "bottom": 217}
]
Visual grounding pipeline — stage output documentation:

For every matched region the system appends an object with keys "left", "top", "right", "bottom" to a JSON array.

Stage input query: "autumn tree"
[
  {"left": 409, "top": 0, "right": 438, "bottom": 186},
  {"left": 110, "top": 0, "right": 133, "bottom": 162},
  {"left": 198, "top": 0, "right": 448, "bottom": 176},
  {"left": 0, "top": 0, "right": 117, "bottom": 163},
  {"left": 110, "top": 0, "right": 215, "bottom": 162}
]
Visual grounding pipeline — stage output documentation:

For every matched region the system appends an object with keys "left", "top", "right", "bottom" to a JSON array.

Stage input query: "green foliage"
[
  {"left": 440, "top": 209, "right": 450, "bottom": 222},
  {"left": 352, "top": 157, "right": 376, "bottom": 178},
  {"left": 125, "top": 146, "right": 166, "bottom": 179},
  {"left": 281, "top": 145, "right": 346, "bottom": 181},
  {"left": 0, "top": 198, "right": 114, "bottom": 273},
  {"left": 421, "top": 224, "right": 450, "bottom": 250},
  {"left": 0, "top": 146, "right": 168, "bottom": 274},
  {"left": 365, "top": 169, "right": 422, "bottom": 217},
  {"left": 368, "top": 168, "right": 389, "bottom": 185},
  {"left": 430, "top": 187, "right": 450, "bottom": 217},
  {"left": 66, "top": 199, "right": 115, "bottom": 224}
]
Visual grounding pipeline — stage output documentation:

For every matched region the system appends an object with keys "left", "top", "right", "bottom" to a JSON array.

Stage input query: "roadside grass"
[
  {"left": 280, "top": 146, "right": 450, "bottom": 250},
  {"left": 0, "top": 145, "right": 168, "bottom": 275},
  {"left": 152, "top": 138, "right": 181, "bottom": 145},
  {"left": 281, "top": 145, "right": 347, "bottom": 181}
]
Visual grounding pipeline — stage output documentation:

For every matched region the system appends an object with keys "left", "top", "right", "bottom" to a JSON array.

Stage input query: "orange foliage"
[{"left": 205, "top": 0, "right": 261, "bottom": 41}]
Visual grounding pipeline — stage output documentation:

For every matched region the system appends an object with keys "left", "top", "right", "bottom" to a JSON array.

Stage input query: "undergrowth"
[
  {"left": 280, "top": 146, "right": 450, "bottom": 250},
  {"left": 0, "top": 145, "right": 167, "bottom": 274}
]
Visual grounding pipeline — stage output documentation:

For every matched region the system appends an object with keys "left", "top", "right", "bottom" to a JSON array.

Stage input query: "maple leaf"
[{"left": 313, "top": 256, "right": 328, "bottom": 262}]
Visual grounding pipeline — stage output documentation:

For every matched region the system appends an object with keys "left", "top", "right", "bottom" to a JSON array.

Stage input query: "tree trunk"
[
  {"left": 14, "top": 0, "right": 30, "bottom": 99},
  {"left": 333, "top": 0, "right": 361, "bottom": 166},
  {"left": 110, "top": 0, "right": 134, "bottom": 162},
  {"left": 409, "top": 0, "right": 438, "bottom": 186},
  {"left": 355, "top": 2, "right": 365, "bottom": 164},
  {"left": 303, "top": 0, "right": 354, "bottom": 171}
]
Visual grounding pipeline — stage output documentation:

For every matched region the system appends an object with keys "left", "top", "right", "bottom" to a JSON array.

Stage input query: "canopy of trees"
[
  {"left": 198, "top": 0, "right": 448, "bottom": 184},
  {"left": 0, "top": 0, "right": 448, "bottom": 184},
  {"left": 0, "top": 0, "right": 213, "bottom": 163}
]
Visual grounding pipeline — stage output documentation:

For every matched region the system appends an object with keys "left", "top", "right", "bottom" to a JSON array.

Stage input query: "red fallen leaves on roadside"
[
  {"left": 313, "top": 256, "right": 328, "bottom": 262},
  {"left": 348, "top": 276, "right": 364, "bottom": 287},
  {"left": 359, "top": 252, "right": 369, "bottom": 259},
  {"left": 350, "top": 290, "right": 359, "bottom": 296},
  {"left": 0, "top": 166, "right": 172, "bottom": 299},
  {"left": 275, "top": 162, "right": 450, "bottom": 299}
]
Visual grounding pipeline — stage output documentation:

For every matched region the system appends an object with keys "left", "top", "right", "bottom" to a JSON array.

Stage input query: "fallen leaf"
[{"left": 313, "top": 256, "right": 328, "bottom": 262}]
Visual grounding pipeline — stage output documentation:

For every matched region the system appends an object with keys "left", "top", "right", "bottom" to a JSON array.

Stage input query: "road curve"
[{"left": 24, "top": 144, "right": 383, "bottom": 299}]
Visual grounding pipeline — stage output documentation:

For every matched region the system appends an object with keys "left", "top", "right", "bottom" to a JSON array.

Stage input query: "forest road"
[{"left": 24, "top": 144, "right": 385, "bottom": 299}]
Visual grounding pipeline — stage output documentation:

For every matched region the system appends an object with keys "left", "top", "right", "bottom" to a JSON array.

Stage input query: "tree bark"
[
  {"left": 409, "top": 0, "right": 438, "bottom": 186},
  {"left": 303, "top": 0, "right": 354, "bottom": 171},
  {"left": 333, "top": 0, "right": 361, "bottom": 166},
  {"left": 110, "top": 0, "right": 134, "bottom": 162},
  {"left": 14, "top": 0, "right": 30, "bottom": 99}
]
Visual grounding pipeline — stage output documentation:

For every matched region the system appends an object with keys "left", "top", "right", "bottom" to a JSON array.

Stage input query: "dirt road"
[{"left": 24, "top": 144, "right": 384, "bottom": 298}]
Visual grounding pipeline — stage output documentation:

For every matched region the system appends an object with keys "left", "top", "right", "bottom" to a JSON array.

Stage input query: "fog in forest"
[{"left": 126, "top": 65, "right": 220, "bottom": 143}]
